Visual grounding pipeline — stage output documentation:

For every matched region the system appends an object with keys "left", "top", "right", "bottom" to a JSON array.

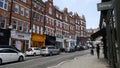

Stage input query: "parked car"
[
  {"left": 25, "top": 47, "right": 41, "bottom": 56},
  {"left": 65, "top": 46, "right": 75, "bottom": 52},
  {"left": 40, "top": 45, "right": 60, "bottom": 56},
  {"left": 0, "top": 48, "right": 25, "bottom": 65},
  {"left": 0, "top": 45, "right": 21, "bottom": 52}
]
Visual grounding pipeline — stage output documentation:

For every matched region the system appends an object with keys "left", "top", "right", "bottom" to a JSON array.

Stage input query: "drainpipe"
[
  {"left": 29, "top": 0, "right": 33, "bottom": 48},
  {"left": 30, "top": 0, "right": 33, "bottom": 30},
  {"left": 8, "top": 0, "right": 13, "bottom": 46},
  {"left": 9, "top": 0, "right": 13, "bottom": 28}
]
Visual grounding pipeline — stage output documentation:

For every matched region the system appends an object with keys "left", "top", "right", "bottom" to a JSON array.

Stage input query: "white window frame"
[
  {"left": 13, "top": 19, "right": 18, "bottom": 30},
  {"left": 0, "top": 0, "right": 8, "bottom": 10},
  {"left": 56, "top": 13, "right": 58, "bottom": 18},
  {"left": 41, "top": 27, "right": 43, "bottom": 34},
  {"left": 33, "top": 24, "right": 35, "bottom": 33},
  {"left": 25, "top": 23, "right": 28, "bottom": 32},
  {"left": 26, "top": 9, "right": 29, "bottom": 18},
  {"left": 20, "top": 7, "right": 24, "bottom": 16},
  {"left": 0, "top": 16, "right": 6, "bottom": 28},
  {"left": 49, "top": 7, "right": 52, "bottom": 15},
  {"left": 46, "top": 17, "right": 48, "bottom": 23},
  {"left": 19, "top": 21, "right": 23, "bottom": 31},
  {"left": 15, "top": 3, "right": 19, "bottom": 13},
  {"left": 23, "top": 0, "right": 26, "bottom": 3},
  {"left": 37, "top": 26, "right": 39, "bottom": 34}
]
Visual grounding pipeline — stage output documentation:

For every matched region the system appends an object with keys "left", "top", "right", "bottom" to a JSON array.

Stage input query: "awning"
[{"left": 91, "top": 28, "right": 106, "bottom": 40}]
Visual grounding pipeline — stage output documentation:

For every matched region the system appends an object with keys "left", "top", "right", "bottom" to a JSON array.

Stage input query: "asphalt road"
[{"left": 0, "top": 50, "right": 89, "bottom": 68}]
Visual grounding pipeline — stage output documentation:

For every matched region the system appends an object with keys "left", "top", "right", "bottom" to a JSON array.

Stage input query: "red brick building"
[
  {"left": 9, "top": 0, "right": 31, "bottom": 52},
  {"left": 0, "top": 0, "right": 87, "bottom": 51},
  {"left": 54, "top": 6, "right": 64, "bottom": 48},
  {"left": 31, "top": 0, "right": 46, "bottom": 48},
  {"left": 0, "top": 0, "right": 10, "bottom": 29}
]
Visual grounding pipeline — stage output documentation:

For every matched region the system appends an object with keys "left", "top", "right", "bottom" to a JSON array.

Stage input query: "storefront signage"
[
  {"left": 97, "top": 1, "right": 113, "bottom": 11},
  {"left": 11, "top": 30, "right": 31, "bottom": 40},
  {"left": 32, "top": 34, "right": 46, "bottom": 42}
]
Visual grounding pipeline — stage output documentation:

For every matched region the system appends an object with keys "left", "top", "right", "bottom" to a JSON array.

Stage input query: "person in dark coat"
[
  {"left": 96, "top": 44, "right": 100, "bottom": 59},
  {"left": 90, "top": 47, "right": 94, "bottom": 55},
  {"left": 90, "top": 45, "right": 94, "bottom": 55}
]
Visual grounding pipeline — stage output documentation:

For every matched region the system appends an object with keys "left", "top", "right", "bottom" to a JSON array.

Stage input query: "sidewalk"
[{"left": 48, "top": 50, "right": 109, "bottom": 68}]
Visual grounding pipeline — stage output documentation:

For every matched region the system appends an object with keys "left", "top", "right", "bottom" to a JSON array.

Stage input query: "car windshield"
[
  {"left": 34, "top": 48, "right": 40, "bottom": 50},
  {"left": 27, "top": 48, "right": 32, "bottom": 51},
  {"left": 41, "top": 47, "right": 46, "bottom": 49}
]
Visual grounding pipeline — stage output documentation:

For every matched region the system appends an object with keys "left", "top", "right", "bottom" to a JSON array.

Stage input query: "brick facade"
[{"left": 0, "top": 0, "right": 87, "bottom": 51}]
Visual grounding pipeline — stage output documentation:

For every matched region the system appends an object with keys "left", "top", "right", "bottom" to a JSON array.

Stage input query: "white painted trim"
[
  {"left": 12, "top": 17, "right": 30, "bottom": 24},
  {"left": 13, "top": 1, "right": 30, "bottom": 10}
]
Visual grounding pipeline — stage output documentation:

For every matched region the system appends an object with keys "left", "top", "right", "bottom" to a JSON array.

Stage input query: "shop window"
[{"left": 0, "top": 16, "right": 6, "bottom": 28}]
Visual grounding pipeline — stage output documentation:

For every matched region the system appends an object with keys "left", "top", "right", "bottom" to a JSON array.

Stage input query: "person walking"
[
  {"left": 90, "top": 44, "right": 94, "bottom": 55},
  {"left": 90, "top": 47, "right": 94, "bottom": 55},
  {"left": 96, "top": 44, "right": 100, "bottom": 59}
]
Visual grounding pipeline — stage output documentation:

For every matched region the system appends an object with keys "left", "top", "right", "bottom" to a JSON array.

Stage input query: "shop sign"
[
  {"left": 56, "top": 38, "right": 64, "bottom": 42},
  {"left": 11, "top": 31, "right": 31, "bottom": 40},
  {"left": 97, "top": 1, "right": 113, "bottom": 11}
]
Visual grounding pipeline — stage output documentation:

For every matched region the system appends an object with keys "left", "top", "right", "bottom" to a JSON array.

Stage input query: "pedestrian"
[
  {"left": 90, "top": 47, "right": 94, "bottom": 55},
  {"left": 90, "top": 45, "right": 94, "bottom": 55},
  {"left": 96, "top": 44, "right": 100, "bottom": 59}
]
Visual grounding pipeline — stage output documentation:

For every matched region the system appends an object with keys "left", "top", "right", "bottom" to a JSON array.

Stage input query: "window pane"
[
  {"left": 1, "top": 16, "right": 6, "bottom": 28},
  {"left": 25, "top": 23, "right": 28, "bottom": 32},
  {"left": 0, "top": 1, "right": 3, "bottom": 8},
  {"left": 19, "top": 21, "right": 23, "bottom": 30},
  {"left": 21, "top": 7, "right": 24, "bottom": 16},
  {"left": 13, "top": 20, "right": 17, "bottom": 29},
  {"left": 5, "top": 0, "right": 8, "bottom": 2},
  {"left": 26, "top": 10, "right": 29, "bottom": 18},
  {"left": 4, "top": 3, "right": 7, "bottom": 9},
  {"left": 15, "top": 4, "right": 19, "bottom": 13}
]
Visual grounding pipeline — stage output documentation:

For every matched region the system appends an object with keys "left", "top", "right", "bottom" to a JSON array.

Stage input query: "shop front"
[
  {"left": 66, "top": 39, "right": 76, "bottom": 47},
  {"left": 0, "top": 29, "right": 10, "bottom": 45},
  {"left": 31, "top": 33, "right": 46, "bottom": 48},
  {"left": 56, "top": 37, "right": 64, "bottom": 48},
  {"left": 45, "top": 35, "right": 56, "bottom": 46},
  {"left": 10, "top": 30, "right": 31, "bottom": 52},
  {"left": 63, "top": 38, "right": 69, "bottom": 48}
]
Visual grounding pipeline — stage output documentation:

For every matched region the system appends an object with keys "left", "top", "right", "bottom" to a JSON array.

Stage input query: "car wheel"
[
  {"left": 50, "top": 52, "right": 53, "bottom": 56},
  {"left": 18, "top": 56, "right": 24, "bottom": 62},
  {"left": 33, "top": 53, "right": 36, "bottom": 56},
  {"left": 0, "top": 59, "right": 2, "bottom": 65}
]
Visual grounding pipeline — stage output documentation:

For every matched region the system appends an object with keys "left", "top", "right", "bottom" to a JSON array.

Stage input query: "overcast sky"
[{"left": 43, "top": 0, "right": 101, "bottom": 29}]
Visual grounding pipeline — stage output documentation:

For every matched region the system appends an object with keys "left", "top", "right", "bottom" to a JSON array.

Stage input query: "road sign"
[{"left": 97, "top": 1, "right": 113, "bottom": 11}]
